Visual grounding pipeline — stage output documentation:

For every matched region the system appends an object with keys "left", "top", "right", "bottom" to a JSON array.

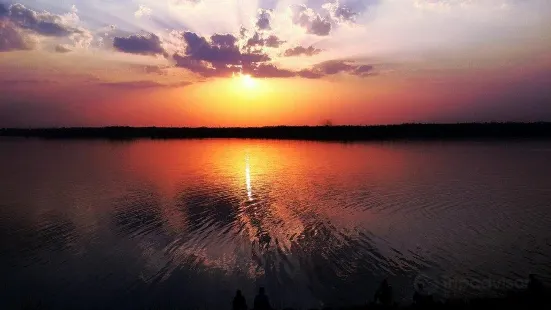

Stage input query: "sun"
[{"left": 237, "top": 73, "right": 257, "bottom": 89}]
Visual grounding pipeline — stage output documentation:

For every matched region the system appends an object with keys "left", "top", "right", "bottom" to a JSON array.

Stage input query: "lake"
[{"left": 1, "top": 138, "right": 550, "bottom": 309}]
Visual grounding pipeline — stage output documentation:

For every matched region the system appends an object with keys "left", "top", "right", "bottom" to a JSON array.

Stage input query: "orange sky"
[{"left": 1, "top": 1, "right": 551, "bottom": 127}]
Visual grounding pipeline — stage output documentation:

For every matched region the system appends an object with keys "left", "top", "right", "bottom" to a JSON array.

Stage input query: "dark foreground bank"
[
  {"left": 227, "top": 276, "right": 549, "bottom": 310},
  {"left": 19, "top": 277, "right": 550, "bottom": 310},
  {"left": 2, "top": 123, "right": 551, "bottom": 141}
]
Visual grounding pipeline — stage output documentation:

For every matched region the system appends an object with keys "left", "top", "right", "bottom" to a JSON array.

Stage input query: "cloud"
[
  {"left": 0, "top": 3, "right": 93, "bottom": 50},
  {"left": 300, "top": 60, "right": 375, "bottom": 78},
  {"left": 8, "top": 3, "right": 75, "bottom": 37},
  {"left": 322, "top": 0, "right": 359, "bottom": 23},
  {"left": 98, "top": 80, "right": 191, "bottom": 89},
  {"left": 297, "top": 69, "right": 324, "bottom": 79},
  {"left": 182, "top": 31, "right": 254, "bottom": 65},
  {"left": 245, "top": 32, "right": 284, "bottom": 49},
  {"left": 0, "top": 20, "right": 35, "bottom": 51},
  {"left": 169, "top": 30, "right": 375, "bottom": 79},
  {"left": 290, "top": 4, "right": 332, "bottom": 36},
  {"left": 245, "top": 63, "right": 296, "bottom": 78},
  {"left": 0, "top": 3, "right": 8, "bottom": 16},
  {"left": 211, "top": 33, "right": 237, "bottom": 47},
  {"left": 256, "top": 9, "right": 273, "bottom": 30},
  {"left": 265, "top": 35, "right": 284, "bottom": 48},
  {"left": 283, "top": 45, "right": 322, "bottom": 57},
  {"left": 313, "top": 60, "right": 354, "bottom": 74},
  {"left": 113, "top": 33, "right": 165, "bottom": 55},
  {"left": 173, "top": 31, "right": 273, "bottom": 77},
  {"left": 173, "top": 54, "right": 220, "bottom": 77},
  {"left": 143, "top": 65, "right": 166, "bottom": 75},
  {"left": 54, "top": 44, "right": 72, "bottom": 53},
  {"left": 245, "top": 32, "right": 264, "bottom": 48},
  {"left": 352, "top": 64, "right": 375, "bottom": 77},
  {"left": 134, "top": 5, "right": 152, "bottom": 18}
]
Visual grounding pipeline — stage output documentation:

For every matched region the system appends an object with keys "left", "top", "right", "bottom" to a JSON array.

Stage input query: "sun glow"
[{"left": 236, "top": 73, "right": 257, "bottom": 89}]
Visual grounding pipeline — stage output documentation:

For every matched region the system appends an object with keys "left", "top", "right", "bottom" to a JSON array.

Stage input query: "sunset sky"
[{"left": 1, "top": 0, "right": 550, "bottom": 127}]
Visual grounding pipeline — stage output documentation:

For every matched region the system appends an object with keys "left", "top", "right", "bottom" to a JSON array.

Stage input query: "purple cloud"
[
  {"left": 113, "top": 33, "right": 164, "bottom": 55},
  {"left": 314, "top": 60, "right": 354, "bottom": 74},
  {"left": 297, "top": 69, "right": 323, "bottom": 79},
  {"left": 256, "top": 9, "right": 273, "bottom": 30},
  {"left": 283, "top": 45, "right": 322, "bottom": 57},
  {"left": 0, "top": 20, "right": 34, "bottom": 51},
  {"left": 54, "top": 44, "right": 72, "bottom": 53},
  {"left": 174, "top": 31, "right": 273, "bottom": 77},
  {"left": 353, "top": 64, "right": 374, "bottom": 77},
  {"left": 0, "top": 3, "right": 93, "bottom": 51},
  {"left": 246, "top": 64, "right": 296, "bottom": 78},
  {"left": 290, "top": 5, "right": 332, "bottom": 36},
  {"left": 8, "top": 4, "right": 73, "bottom": 37},
  {"left": 98, "top": 80, "right": 191, "bottom": 89},
  {"left": 323, "top": 1, "right": 359, "bottom": 23},
  {"left": 300, "top": 60, "right": 375, "bottom": 78},
  {"left": 265, "top": 35, "right": 284, "bottom": 48},
  {"left": 245, "top": 32, "right": 284, "bottom": 49},
  {"left": 0, "top": 3, "right": 8, "bottom": 16}
]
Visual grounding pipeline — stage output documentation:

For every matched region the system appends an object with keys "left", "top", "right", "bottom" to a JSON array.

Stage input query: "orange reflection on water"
[{"left": 121, "top": 139, "right": 408, "bottom": 249}]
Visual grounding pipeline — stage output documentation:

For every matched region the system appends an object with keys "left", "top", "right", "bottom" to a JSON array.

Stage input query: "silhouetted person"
[
  {"left": 413, "top": 283, "right": 433, "bottom": 307},
  {"left": 233, "top": 290, "right": 248, "bottom": 310},
  {"left": 254, "top": 287, "right": 271, "bottom": 310},
  {"left": 374, "top": 279, "right": 393, "bottom": 306}
]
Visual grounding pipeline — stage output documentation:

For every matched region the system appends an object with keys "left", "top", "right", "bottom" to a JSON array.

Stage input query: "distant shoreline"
[{"left": 1, "top": 123, "right": 551, "bottom": 141}]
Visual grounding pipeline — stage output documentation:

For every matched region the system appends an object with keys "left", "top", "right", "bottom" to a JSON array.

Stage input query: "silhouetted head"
[
  {"left": 236, "top": 290, "right": 242, "bottom": 296},
  {"left": 417, "top": 283, "right": 424, "bottom": 290},
  {"left": 382, "top": 279, "right": 389, "bottom": 286},
  {"left": 259, "top": 287, "right": 265, "bottom": 295},
  {"left": 529, "top": 274, "right": 537, "bottom": 281}
]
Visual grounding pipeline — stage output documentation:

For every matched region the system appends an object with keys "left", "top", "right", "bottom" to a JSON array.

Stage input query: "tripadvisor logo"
[{"left": 413, "top": 270, "right": 529, "bottom": 296}]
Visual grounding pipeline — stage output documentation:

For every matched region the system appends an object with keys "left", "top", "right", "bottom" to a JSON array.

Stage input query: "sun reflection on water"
[{"left": 245, "top": 155, "right": 252, "bottom": 201}]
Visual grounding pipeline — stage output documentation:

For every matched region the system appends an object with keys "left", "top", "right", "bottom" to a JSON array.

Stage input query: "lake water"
[{"left": 1, "top": 138, "right": 550, "bottom": 309}]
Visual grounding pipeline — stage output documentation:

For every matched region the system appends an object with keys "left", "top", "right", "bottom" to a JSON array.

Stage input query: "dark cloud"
[
  {"left": 309, "top": 16, "right": 331, "bottom": 36},
  {"left": 0, "top": 20, "right": 34, "bottom": 51},
  {"left": 211, "top": 33, "right": 237, "bottom": 47},
  {"left": 8, "top": 4, "right": 73, "bottom": 37},
  {"left": 290, "top": 4, "right": 332, "bottom": 36},
  {"left": 0, "top": 3, "right": 8, "bottom": 16},
  {"left": 239, "top": 26, "right": 248, "bottom": 38},
  {"left": 174, "top": 31, "right": 273, "bottom": 77},
  {"left": 352, "top": 64, "right": 374, "bottom": 77},
  {"left": 98, "top": 80, "right": 191, "bottom": 89},
  {"left": 283, "top": 45, "right": 322, "bottom": 57},
  {"left": 265, "top": 35, "right": 284, "bottom": 48},
  {"left": 246, "top": 32, "right": 264, "bottom": 48},
  {"left": 113, "top": 33, "right": 164, "bottom": 55},
  {"left": 246, "top": 64, "right": 296, "bottom": 78},
  {"left": 297, "top": 69, "right": 323, "bottom": 79},
  {"left": 1, "top": 4, "right": 92, "bottom": 50},
  {"left": 173, "top": 54, "right": 220, "bottom": 77},
  {"left": 245, "top": 32, "right": 284, "bottom": 49},
  {"left": 314, "top": 60, "right": 354, "bottom": 74},
  {"left": 182, "top": 31, "right": 249, "bottom": 65},
  {"left": 54, "top": 44, "right": 72, "bottom": 53},
  {"left": 323, "top": 1, "right": 359, "bottom": 23},
  {"left": 300, "top": 60, "right": 375, "bottom": 78},
  {"left": 172, "top": 30, "right": 374, "bottom": 80},
  {"left": 0, "top": 79, "right": 58, "bottom": 86},
  {"left": 143, "top": 65, "right": 165, "bottom": 75},
  {"left": 256, "top": 9, "right": 273, "bottom": 30}
]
